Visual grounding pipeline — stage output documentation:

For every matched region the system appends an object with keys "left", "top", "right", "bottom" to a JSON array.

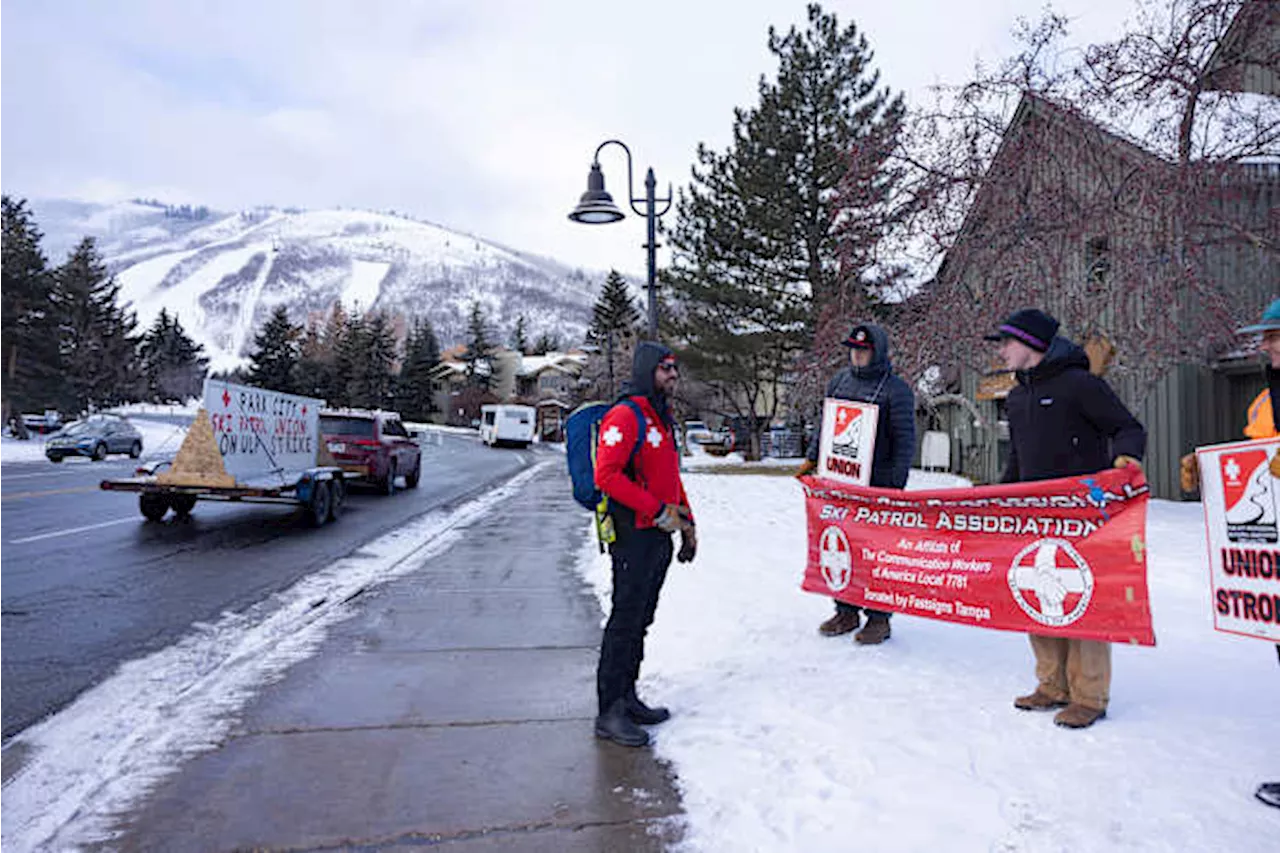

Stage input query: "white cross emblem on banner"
[
  {"left": 647, "top": 426, "right": 663, "bottom": 448},
  {"left": 602, "top": 425, "right": 624, "bottom": 447}
]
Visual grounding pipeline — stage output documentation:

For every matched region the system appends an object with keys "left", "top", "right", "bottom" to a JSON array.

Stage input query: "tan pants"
[{"left": 1029, "top": 635, "right": 1111, "bottom": 710}]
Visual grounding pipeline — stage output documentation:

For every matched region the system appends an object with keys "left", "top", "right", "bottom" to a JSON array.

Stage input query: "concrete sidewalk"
[{"left": 110, "top": 464, "right": 683, "bottom": 851}]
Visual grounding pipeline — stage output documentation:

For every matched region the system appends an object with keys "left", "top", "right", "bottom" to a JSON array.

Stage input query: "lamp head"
[{"left": 568, "top": 162, "right": 624, "bottom": 224}]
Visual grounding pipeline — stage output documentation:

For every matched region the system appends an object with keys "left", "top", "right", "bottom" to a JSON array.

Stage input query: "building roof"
[
  {"left": 1201, "top": 0, "right": 1280, "bottom": 96},
  {"left": 515, "top": 352, "right": 588, "bottom": 377}
]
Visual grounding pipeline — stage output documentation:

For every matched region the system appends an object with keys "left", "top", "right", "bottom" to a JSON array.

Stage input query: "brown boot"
[
  {"left": 1054, "top": 703, "right": 1106, "bottom": 729},
  {"left": 1013, "top": 689, "right": 1068, "bottom": 711},
  {"left": 854, "top": 616, "right": 891, "bottom": 645},
  {"left": 818, "top": 609, "right": 860, "bottom": 637}
]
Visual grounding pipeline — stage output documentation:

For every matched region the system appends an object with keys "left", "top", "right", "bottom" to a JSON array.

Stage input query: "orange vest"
[{"left": 1245, "top": 389, "right": 1277, "bottom": 439}]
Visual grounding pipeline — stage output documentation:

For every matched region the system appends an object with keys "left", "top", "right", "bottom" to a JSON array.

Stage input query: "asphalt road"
[{"left": 1, "top": 428, "right": 542, "bottom": 740}]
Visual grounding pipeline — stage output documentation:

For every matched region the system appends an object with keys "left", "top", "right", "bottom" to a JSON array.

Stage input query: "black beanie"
[{"left": 983, "top": 308, "right": 1059, "bottom": 353}]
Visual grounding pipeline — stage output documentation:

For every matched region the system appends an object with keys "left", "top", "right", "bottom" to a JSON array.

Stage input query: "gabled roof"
[
  {"left": 1201, "top": 0, "right": 1280, "bottom": 96},
  {"left": 937, "top": 91, "right": 1169, "bottom": 283},
  {"left": 516, "top": 352, "right": 588, "bottom": 377}
]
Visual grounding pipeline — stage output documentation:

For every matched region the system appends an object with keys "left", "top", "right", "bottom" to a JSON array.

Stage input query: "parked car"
[
  {"left": 21, "top": 410, "right": 64, "bottom": 435},
  {"left": 683, "top": 420, "right": 714, "bottom": 446},
  {"left": 319, "top": 409, "right": 421, "bottom": 495},
  {"left": 45, "top": 414, "right": 143, "bottom": 462}
]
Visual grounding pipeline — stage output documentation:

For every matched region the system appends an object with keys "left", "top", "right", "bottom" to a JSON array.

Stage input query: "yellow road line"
[{"left": 1, "top": 485, "right": 101, "bottom": 501}]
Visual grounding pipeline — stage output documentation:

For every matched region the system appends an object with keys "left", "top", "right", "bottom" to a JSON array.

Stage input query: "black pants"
[
  {"left": 596, "top": 526, "right": 673, "bottom": 714},
  {"left": 835, "top": 600, "right": 890, "bottom": 621}
]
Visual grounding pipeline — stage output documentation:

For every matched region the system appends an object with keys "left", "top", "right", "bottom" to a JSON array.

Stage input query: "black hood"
[
  {"left": 850, "top": 323, "right": 893, "bottom": 381},
  {"left": 622, "top": 340, "right": 676, "bottom": 426},
  {"left": 1019, "top": 336, "right": 1090, "bottom": 384}
]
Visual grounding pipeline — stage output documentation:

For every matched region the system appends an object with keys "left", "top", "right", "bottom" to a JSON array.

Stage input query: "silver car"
[{"left": 45, "top": 415, "right": 143, "bottom": 462}]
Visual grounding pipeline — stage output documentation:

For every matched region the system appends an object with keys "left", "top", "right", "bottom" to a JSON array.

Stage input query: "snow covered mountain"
[{"left": 29, "top": 199, "right": 600, "bottom": 372}]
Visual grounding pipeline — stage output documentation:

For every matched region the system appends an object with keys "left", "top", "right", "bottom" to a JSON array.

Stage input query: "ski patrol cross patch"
[
  {"left": 1007, "top": 538, "right": 1095, "bottom": 627},
  {"left": 647, "top": 426, "right": 663, "bottom": 448},
  {"left": 602, "top": 425, "right": 624, "bottom": 447}
]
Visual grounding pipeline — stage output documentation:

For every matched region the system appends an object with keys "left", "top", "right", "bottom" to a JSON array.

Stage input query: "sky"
[{"left": 1, "top": 0, "right": 1139, "bottom": 277}]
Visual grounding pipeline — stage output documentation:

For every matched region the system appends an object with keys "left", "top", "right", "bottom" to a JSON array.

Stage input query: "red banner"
[{"left": 801, "top": 468, "right": 1154, "bottom": 645}]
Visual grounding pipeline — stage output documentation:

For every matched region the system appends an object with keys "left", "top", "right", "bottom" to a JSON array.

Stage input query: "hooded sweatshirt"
[
  {"left": 595, "top": 342, "right": 692, "bottom": 530},
  {"left": 807, "top": 323, "right": 916, "bottom": 489},
  {"left": 1001, "top": 336, "right": 1146, "bottom": 483}
]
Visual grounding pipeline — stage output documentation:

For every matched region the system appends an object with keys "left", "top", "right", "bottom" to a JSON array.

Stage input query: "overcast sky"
[{"left": 2, "top": 0, "right": 1136, "bottom": 276}]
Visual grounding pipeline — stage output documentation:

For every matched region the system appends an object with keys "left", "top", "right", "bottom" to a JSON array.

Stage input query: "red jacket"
[{"left": 594, "top": 395, "right": 693, "bottom": 530}]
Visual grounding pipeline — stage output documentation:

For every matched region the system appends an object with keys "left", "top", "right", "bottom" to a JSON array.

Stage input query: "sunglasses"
[{"left": 657, "top": 362, "right": 680, "bottom": 373}]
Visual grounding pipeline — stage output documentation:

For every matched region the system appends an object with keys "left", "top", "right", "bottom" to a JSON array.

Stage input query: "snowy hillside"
[{"left": 30, "top": 199, "right": 601, "bottom": 372}]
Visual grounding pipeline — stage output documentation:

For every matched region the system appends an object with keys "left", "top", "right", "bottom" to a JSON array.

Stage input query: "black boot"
[
  {"left": 625, "top": 687, "right": 671, "bottom": 725},
  {"left": 1257, "top": 782, "right": 1280, "bottom": 808},
  {"left": 595, "top": 698, "right": 650, "bottom": 747}
]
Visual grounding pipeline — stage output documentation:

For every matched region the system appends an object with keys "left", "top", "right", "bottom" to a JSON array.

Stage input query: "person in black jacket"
[
  {"left": 798, "top": 322, "right": 916, "bottom": 644},
  {"left": 987, "top": 308, "right": 1146, "bottom": 730}
]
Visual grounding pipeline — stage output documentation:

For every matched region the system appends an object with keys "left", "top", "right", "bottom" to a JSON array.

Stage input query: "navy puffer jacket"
[{"left": 807, "top": 324, "right": 916, "bottom": 489}]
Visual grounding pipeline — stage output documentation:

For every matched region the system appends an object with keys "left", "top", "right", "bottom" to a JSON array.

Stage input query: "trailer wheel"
[
  {"left": 307, "top": 481, "right": 332, "bottom": 527},
  {"left": 327, "top": 478, "right": 345, "bottom": 522},
  {"left": 140, "top": 494, "right": 170, "bottom": 522},
  {"left": 171, "top": 495, "right": 197, "bottom": 518}
]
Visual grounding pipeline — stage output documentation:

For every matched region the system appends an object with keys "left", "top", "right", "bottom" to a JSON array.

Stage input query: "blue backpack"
[{"left": 565, "top": 399, "right": 644, "bottom": 512}]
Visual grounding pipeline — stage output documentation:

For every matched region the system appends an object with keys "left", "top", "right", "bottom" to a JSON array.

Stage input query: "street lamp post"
[{"left": 567, "top": 139, "right": 673, "bottom": 340}]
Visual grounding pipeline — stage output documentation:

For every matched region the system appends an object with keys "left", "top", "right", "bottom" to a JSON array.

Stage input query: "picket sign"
[
  {"left": 1197, "top": 437, "right": 1280, "bottom": 642},
  {"left": 817, "top": 398, "right": 879, "bottom": 487}
]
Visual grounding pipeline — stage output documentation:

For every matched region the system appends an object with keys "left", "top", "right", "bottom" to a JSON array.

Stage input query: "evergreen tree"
[
  {"left": 351, "top": 312, "right": 397, "bottom": 408},
  {"left": 139, "top": 308, "right": 208, "bottom": 402},
  {"left": 510, "top": 315, "right": 530, "bottom": 354},
  {"left": 531, "top": 331, "right": 563, "bottom": 355},
  {"left": 1, "top": 196, "right": 61, "bottom": 418},
  {"left": 56, "top": 237, "right": 142, "bottom": 413},
  {"left": 462, "top": 301, "right": 496, "bottom": 391},
  {"left": 396, "top": 317, "right": 441, "bottom": 420},
  {"left": 246, "top": 305, "right": 301, "bottom": 393},
  {"left": 330, "top": 310, "right": 363, "bottom": 407},
  {"left": 587, "top": 270, "right": 640, "bottom": 396},
  {"left": 665, "top": 3, "right": 906, "bottom": 457}
]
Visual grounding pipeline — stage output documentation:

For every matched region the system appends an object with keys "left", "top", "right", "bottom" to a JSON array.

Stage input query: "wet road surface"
[{"left": 1, "top": 429, "right": 540, "bottom": 739}]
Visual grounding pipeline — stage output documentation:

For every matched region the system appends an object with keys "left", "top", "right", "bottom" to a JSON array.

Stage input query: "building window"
[{"left": 1085, "top": 236, "right": 1110, "bottom": 292}]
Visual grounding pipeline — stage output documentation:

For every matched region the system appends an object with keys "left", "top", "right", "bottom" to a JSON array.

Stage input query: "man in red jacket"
[{"left": 593, "top": 341, "right": 695, "bottom": 747}]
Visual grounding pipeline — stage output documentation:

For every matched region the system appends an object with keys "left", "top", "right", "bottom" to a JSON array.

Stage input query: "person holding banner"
[
  {"left": 592, "top": 342, "right": 696, "bottom": 748},
  {"left": 1180, "top": 297, "right": 1280, "bottom": 808},
  {"left": 987, "top": 308, "right": 1146, "bottom": 729},
  {"left": 1181, "top": 298, "right": 1280, "bottom": 494},
  {"left": 798, "top": 323, "right": 915, "bottom": 644}
]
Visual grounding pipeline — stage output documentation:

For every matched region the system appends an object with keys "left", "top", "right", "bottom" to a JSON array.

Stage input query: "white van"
[{"left": 479, "top": 404, "right": 537, "bottom": 448}]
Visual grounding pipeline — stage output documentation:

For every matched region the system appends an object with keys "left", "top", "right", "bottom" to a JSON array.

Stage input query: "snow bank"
[{"left": 575, "top": 473, "right": 1276, "bottom": 852}]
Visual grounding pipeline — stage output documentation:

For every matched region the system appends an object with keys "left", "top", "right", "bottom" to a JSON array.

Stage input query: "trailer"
[
  {"left": 479, "top": 404, "right": 536, "bottom": 448},
  {"left": 101, "top": 380, "right": 347, "bottom": 526}
]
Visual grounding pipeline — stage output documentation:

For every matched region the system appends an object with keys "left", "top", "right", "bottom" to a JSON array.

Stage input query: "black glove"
[{"left": 677, "top": 527, "right": 697, "bottom": 563}]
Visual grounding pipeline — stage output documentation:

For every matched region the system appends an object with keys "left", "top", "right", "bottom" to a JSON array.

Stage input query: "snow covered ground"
[
  {"left": 1, "top": 418, "right": 189, "bottom": 465},
  {"left": 576, "top": 472, "right": 1278, "bottom": 852}
]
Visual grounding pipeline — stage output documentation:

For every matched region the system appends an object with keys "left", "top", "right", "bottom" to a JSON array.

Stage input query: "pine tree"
[
  {"left": 1, "top": 196, "right": 61, "bottom": 419},
  {"left": 139, "top": 308, "right": 208, "bottom": 402},
  {"left": 357, "top": 312, "right": 398, "bottom": 409},
  {"left": 56, "top": 237, "right": 142, "bottom": 413},
  {"left": 587, "top": 270, "right": 640, "bottom": 396},
  {"left": 396, "top": 317, "right": 441, "bottom": 421},
  {"left": 510, "top": 315, "right": 530, "bottom": 354},
  {"left": 531, "top": 331, "right": 563, "bottom": 356},
  {"left": 330, "top": 309, "right": 363, "bottom": 407},
  {"left": 246, "top": 305, "right": 301, "bottom": 393},
  {"left": 462, "top": 301, "right": 496, "bottom": 391},
  {"left": 665, "top": 3, "right": 906, "bottom": 457}
]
